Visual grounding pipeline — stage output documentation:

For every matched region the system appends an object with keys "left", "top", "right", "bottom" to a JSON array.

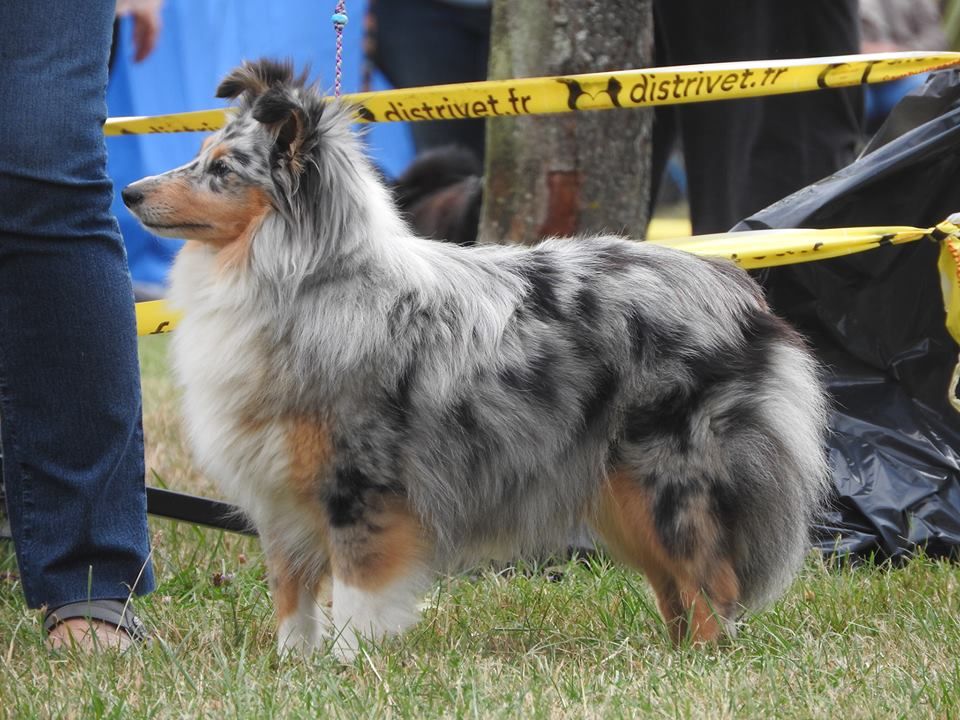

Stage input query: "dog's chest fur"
[{"left": 167, "top": 246, "right": 333, "bottom": 532}]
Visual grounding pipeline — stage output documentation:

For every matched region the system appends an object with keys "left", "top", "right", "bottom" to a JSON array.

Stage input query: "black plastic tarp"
[{"left": 732, "top": 71, "right": 960, "bottom": 561}]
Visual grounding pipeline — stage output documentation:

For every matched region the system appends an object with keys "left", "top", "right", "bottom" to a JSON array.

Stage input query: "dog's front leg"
[
  {"left": 327, "top": 498, "right": 432, "bottom": 662},
  {"left": 330, "top": 570, "right": 429, "bottom": 662},
  {"left": 276, "top": 573, "right": 333, "bottom": 654},
  {"left": 264, "top": 539, "right": 333, "bottom": 654}
]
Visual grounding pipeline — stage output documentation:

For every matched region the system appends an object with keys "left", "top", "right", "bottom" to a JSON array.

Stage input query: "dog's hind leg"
[
  {"left": 591, "top": 470, "right": 741, "bottom": 645},
  {"left": 328, "top": 497, "right": 433, "bottom": 662}
]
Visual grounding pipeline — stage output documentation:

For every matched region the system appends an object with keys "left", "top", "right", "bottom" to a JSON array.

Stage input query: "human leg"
[
  {"left": 653, "top": 0, "right": 861, "bottom": 233},
  {"left": 0, "top": 0, "right": 155, "bottom": 613}
]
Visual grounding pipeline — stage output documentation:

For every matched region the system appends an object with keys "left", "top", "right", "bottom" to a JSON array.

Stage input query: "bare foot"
[{"left": 46, "top": 618, "right": 135, "bottom": 652}]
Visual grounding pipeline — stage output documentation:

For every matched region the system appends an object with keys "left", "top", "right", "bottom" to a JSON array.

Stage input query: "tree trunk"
[{"left": 479, "top": 0, "right": 654, "bottom": 245}]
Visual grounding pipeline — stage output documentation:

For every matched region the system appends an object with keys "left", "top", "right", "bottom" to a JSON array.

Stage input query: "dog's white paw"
[
  {"left": 277, "top": 604, "right": 334, "bottom": 656},
  {"left": 331, "top": 630, "right": 363, "bottom": 663},
  {"left": 328, "top": 574, "right": 426, "bottom": 661}
]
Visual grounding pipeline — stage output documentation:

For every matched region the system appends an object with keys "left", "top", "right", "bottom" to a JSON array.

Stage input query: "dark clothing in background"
[
  {"left": 369, "top": 0, "right": 491, "bottom": 161},
  {"left": 651, "top": 0, "right": 864, "bottom": 234}
]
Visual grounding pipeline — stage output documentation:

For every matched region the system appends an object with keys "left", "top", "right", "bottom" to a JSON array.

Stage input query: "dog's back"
[{"left": 319, "top": 235, "right": 828, "bottom": 616}]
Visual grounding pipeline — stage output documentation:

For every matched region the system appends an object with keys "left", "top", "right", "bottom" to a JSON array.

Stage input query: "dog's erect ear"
[
  {"left": 216, "top": 59, "right": 300, "bottom": 101},
  {"left": 252, "top": 87, "right": 308, "bottom": 169}
]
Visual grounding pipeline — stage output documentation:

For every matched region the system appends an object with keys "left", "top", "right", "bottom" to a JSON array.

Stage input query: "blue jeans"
[{"left": 0, "top": 0, "right": 155, "bottom": 608}]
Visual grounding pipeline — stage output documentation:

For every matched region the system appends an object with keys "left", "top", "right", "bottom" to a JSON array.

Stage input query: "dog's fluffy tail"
[{"left": 731, "top": 333, "right": 831, "bottom": 610}]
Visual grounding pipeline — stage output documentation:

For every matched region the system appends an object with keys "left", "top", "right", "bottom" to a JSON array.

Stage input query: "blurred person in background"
[{"left": 860, "top": 0, "right": 948, "bottom": 132}]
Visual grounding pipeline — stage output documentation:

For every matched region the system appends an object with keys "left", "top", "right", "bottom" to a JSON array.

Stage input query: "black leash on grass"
[{"left": 146, "top": 487, "right": 256, "bottom": 536}]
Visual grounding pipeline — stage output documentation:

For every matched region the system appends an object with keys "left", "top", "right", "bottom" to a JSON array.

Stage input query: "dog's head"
[{"left": 122, "top": 59, "right": 359, "bottom": 257}]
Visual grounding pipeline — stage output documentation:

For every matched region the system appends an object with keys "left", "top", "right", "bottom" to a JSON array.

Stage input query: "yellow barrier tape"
[
  {"left": 938, "top": 221, "right": 960, "bottom": 347},
  {"left": 136, "top": 300, "right": 182, "bottom": 336},
  {"left": 653, "top": 225, "right": 928, "bottom": 269},
  {"left": 106, "top": 108, "right": 234, "bottom": 136},
  {"left": 135, "top": 219, "right": 960, "bottom": 341},
  {"left": 105, "top": 52, "right": 960, "bottom": 135},
  {"left": 936, "top": 219, "right": 960, "bottom": 412}
]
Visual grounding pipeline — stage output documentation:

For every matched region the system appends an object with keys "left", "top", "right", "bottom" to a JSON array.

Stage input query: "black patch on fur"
[
  {"left": 452, "top": 399, "right": 480, "bottom": 437},
  {"left": 623, "top": 386, "right": 694, "bottom": 451},
  {"left": 232, "top": 150, "right": 251, "bottom": 167},
  {"left": 573, "top": 285, "right": 601, "bottom": 324},
  {"left": 596, "top": 243, "right": 641, "bottom": 274},
  {"left": 327, "top": 465, "right": 374, "bottom": 527},
  {"left": 580, "top": 363, "right": 620, "bottom": 432},
  {"left": 448, "top": 398, "right": 499, "bottom": 476},
  {"left": 387, "top": 291, "right": 452, "bottom": 345},
  {"left": 708, "top": 476, "right": 739, "bottom": 543},
  {"left": 498, "top": 350, "right": 558, "bottom": 406},
  {"left": 652, "top": 480, "right": 697, "bottom": 557},
  {"left": 623, "top": 305, "right": 787, "bottom": 451},
  {"left": 625, "top": 310, "right": 693, "bottom": 366},
  {"left": 566, "top": 313, "right": 602, "bottom": 362},
  {"left": 386, "top": 291, "right": 417, "bottom": 336},
  {"left": 528, "top": 351, "right": 559, "bottom": 404},
  {"left": 217, "top": 75, "right": 255, "bottom": 101},
  {"left": 216, "top": 59, "right": 298, "bottom": 100},
  {"left": 518, "top": 254, "right": 565, "bottom": 322},
  {"left": 254, "top": 89, "right": 306, "bottom": 161},
  {"left": 625, "top": 309, "right": 651, "bottom": 361},
  {"left": 384, "top": 362, "right": 417, "bottom": 430},
  {"left": 253, "top": 88, "right": 298, "bottom": 125}
]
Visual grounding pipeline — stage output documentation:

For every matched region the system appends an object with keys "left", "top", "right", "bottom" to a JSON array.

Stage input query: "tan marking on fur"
[
  {"left": 677, "top": 558, "right": 741, "bottom": 644},
  {"left": 591, "top": 471, "right": 739, "bottom": 645},
  {"left": 215, "top": 209, "right": 266, "bottom": 273},
  {"left": 142, "top": 178, "right": 271, "bottom": 252},
  {"left": 333, "top": 498, "right": 428, "bottom": 592},
  {"left": 284, "top": 112, "right": 306, "bottom": 175},
  {"left": 707, "top": 557, "right": 740, "bottom": 606},
  {"left": 591, "top": 472, "right": 680, "bottom": 621},
  {"left": 684, "top": 494, "right": 723, "bottom": 565},
  {"left": 199, "top": 134, "right": 216, "bottom": 153},
  {"left": 286, "top": 418, "right": 335, "bottom": 498},
  {"left": 267, "top": 551, "right": 303, "bottom": 623},
  {"left": 252, "top": 420, "right": 336, "bottom": 628},
  {"left": 209, "top": 143, "right": 230, "bottom": 161},
  {"left": 264, "top": 541, "right": 331, "bottom": 626},
  {"left": 237, "top": 414, "right": 269, "bottom": 436},
  {"left": 205, "top": 186, "right": 270, "bottom": 247}
]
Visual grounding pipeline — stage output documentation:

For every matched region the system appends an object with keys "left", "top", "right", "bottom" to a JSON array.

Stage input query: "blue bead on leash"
[{"left": 332, "top": 2, "right": 348, "bottom": 97}]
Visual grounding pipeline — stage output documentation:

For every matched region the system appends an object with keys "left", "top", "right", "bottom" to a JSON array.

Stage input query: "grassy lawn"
[{"left": 1, "top": 335, "right": 959, "bottom": 718}]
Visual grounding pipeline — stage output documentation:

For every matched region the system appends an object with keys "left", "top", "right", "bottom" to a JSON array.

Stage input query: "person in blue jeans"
[{"left": 0, "top": 0, "right": 155, "bottom": 650}]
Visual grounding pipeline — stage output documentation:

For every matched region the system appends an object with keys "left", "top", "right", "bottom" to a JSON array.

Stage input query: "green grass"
[{"left": 1, "top": 335, "right": 959, "bottom": 718}]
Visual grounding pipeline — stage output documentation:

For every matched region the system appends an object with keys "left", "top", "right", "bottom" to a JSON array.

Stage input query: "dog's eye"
[{"left": 209, "top": 159, "right": 231, "bottom": 178}]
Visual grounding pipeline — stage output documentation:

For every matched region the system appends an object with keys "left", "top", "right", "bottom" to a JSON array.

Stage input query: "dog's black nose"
[{"left": 121, "top": 186, "right": 143, "bottom": 207}]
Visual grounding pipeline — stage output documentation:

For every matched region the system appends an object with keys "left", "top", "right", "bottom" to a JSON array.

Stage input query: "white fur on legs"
[
  {"left": 277, "top": 576, "right": 333, "bottom": 654},
  {"left": 331, "top": 572, "right": 426, "bottom": 662}
]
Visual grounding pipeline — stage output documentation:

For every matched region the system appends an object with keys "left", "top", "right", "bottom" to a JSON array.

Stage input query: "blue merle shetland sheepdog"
[{"left": 123, "top": 59, "right": 829, "bottom": 660}]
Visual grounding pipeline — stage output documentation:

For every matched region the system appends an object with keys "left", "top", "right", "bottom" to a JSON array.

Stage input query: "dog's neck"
[{"left": 250, "top": 153, "right": 415, "bottom": 292}]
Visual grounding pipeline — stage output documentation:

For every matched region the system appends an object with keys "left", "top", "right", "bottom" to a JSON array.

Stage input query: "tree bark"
[{"left": 479, "top": 0, "right": 654, "bottom": 245}]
